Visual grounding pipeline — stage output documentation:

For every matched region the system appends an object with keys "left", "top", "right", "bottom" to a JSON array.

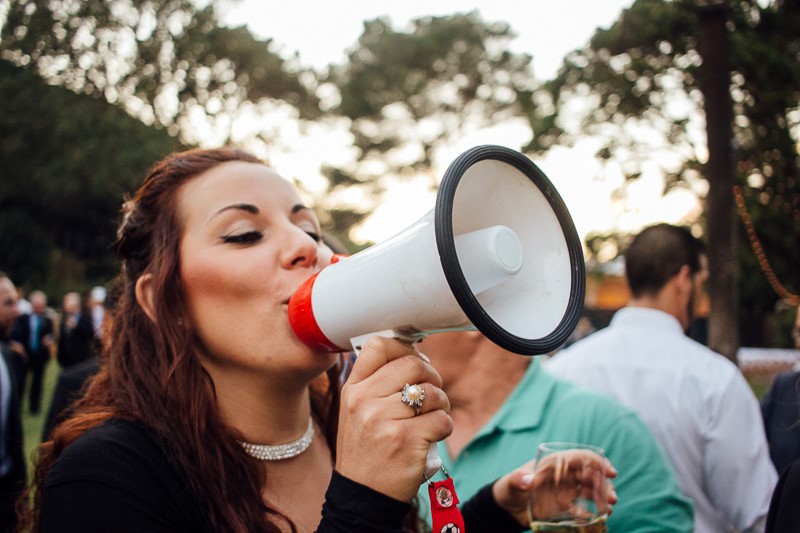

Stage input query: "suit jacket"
[
  {"left": 13, "top": 312, "right": 54, "bottom": 364},
  {"left": 57, "top": 313, "right": 95, "bottom": 368},
  {"left": 0, "top": 340, "right": 26, "bottom": 487},
  {"left": 761, "top": 370, "right": 800, "bottom": 475}
]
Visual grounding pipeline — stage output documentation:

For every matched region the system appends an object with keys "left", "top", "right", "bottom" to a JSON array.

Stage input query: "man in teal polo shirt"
[{"left": 416, "top": 331, "right": 693, "bottom": 532}]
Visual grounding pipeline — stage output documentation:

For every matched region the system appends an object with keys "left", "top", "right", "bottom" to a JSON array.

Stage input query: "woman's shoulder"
[
  {"left": 47, "top": 418, "right": 176, "bottom": 489},
  {"left": 43, "top": 418, "right": 211, "bottom": 532}
]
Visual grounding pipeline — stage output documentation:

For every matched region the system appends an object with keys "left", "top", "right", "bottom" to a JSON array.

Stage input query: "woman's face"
[{"left": 176, "top": 161, "right": 336, "bottom": 380}]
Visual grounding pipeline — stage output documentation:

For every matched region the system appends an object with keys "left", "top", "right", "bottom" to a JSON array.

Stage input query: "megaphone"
[
  {"left": 289, "top": 144, "right": 585, "bottom": 478},
  {"left": 289, "top": 144, "right": 585, "bottom": 355}
]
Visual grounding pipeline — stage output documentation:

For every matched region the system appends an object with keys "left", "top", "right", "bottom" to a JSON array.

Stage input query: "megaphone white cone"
[
  {"left": 287, "top": 219, "right": 524, "bottom": 352},
  {"left": 288, "top": 145, "right": 585, "bottom": 356}
]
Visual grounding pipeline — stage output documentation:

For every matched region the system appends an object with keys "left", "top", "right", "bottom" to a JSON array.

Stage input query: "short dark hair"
[{"left": 625, "top": 223, "right": 706, "bottom": 298}]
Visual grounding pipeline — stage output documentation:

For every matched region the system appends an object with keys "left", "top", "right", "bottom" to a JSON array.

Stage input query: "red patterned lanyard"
[{"left": 427, "top": 468, "right": 466, "bottom": 533}]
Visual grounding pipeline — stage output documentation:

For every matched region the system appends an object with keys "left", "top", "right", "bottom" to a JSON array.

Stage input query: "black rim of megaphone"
[{"left": 435, "top": 145, "right": 586, "bottom": 355}]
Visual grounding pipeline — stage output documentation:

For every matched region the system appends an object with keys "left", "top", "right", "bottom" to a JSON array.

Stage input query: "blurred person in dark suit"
[
  {"left": 56, "top": 291, "right": 94, "bottom": 369},
  {"left": 13, "top": 290, "right": 54, "bottom": 414},
  {"left": 15, "top": 288, "right": 31, "bottom": 316},
  {"left": 0, "top": 274, "right": 26, "bottom": 533},
  {"left": 42, "top": 286, "right": 115, "bottom": 441},
  {"left": 761, "top": 305, "right": 800, "bottom": 474}
]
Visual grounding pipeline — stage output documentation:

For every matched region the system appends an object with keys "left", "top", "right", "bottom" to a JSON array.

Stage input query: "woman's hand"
[
  {"left": 335, "top": 336, "right": 452, "bottom": 502},
  {"left": 492, "top": 452, "right": 618, "bottom": 525}
]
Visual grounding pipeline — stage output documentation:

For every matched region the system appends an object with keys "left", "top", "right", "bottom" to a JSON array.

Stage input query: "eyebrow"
[
  {"left": 292, "top": 203, "right": 311, "bottom": 215},
  {"left": 210, "top": 203, "right": 259, "bottom": 220},
  {"left": 210, "top": 203, "right": 311, "bottom": 222}
]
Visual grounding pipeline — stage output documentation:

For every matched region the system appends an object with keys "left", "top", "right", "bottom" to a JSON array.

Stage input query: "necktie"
[{"left": 31, "top": 315, "right": 40, "bottom": 353}]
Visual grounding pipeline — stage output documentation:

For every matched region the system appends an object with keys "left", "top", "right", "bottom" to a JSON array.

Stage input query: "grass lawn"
[
  {"left": 21, "top": 360, "right": 60, "bottom": 475},
  {"left": 749, "top": 379, "right": 770, "bottom": 401}
]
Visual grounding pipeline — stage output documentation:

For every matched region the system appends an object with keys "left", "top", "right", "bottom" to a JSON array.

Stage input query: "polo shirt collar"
[{"left": 467, "top": 357, "right": 555, "bottom": 440}]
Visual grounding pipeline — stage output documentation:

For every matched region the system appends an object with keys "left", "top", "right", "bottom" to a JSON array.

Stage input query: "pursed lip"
[{"left": 283, "top": 270, "right": 318, "bottom": 307}]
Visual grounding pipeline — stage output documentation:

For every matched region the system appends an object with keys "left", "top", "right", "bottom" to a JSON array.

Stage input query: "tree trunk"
[{"left": 697, "top": 2, "right": 739, "bottom": 361}]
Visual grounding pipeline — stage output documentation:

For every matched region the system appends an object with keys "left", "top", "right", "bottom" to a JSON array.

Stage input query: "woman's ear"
[{"left": 135, "top": 273, "right": 157, "bottom": 323}]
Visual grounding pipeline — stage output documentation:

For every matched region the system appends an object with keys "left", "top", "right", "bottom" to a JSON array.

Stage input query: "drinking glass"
[{"left": 527, "top": 442, "right": 609, "bottom": 533}]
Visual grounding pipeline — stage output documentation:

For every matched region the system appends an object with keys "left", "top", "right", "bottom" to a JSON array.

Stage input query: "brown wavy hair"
[{"left": 23, "top": 148, "right": 343, "bottom": 532}]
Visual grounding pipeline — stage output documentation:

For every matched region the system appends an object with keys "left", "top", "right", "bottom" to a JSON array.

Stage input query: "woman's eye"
[
  {"left": 222, "top": 231, "right": 262, "bottom": 244},
  {"left": 305, "top": 231, "right": 321, "bottom": 243}
]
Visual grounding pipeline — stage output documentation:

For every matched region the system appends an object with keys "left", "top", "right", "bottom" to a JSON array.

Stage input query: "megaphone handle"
[
  {"left": 425, "top": 443, "right": 443, "bottom": 479},
  {"left": 350, "top": 331, "right": 445, "bottom": 480},
  {"left": 349, "top": 329, "right": 419, "bottom": 354}
]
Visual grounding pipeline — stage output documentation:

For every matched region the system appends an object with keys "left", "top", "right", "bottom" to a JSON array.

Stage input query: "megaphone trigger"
[{"left": 349, "top": 329, "right": 420, "bottom": 355}]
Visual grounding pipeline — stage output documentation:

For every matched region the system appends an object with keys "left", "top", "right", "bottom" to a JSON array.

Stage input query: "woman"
[{"left": 24, "top": 148, "right": 614, "bottom": 532}]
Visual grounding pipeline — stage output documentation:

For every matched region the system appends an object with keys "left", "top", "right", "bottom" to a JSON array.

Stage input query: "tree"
[
  {"left": 0, "top": 0, "right": 321, "bottom": 146},
  {"left": 697, "top": 2, "right": 738, "bottom": 359},
  {"left": 0, "top": 59, "right": 177, "bottom": 291},
  {"left": 322, "top": 12, "right": 539, "bottom": 241},
  {"left": 524, "top": 0, "right": 800, "bottom": 355},
  {"left": 0, "top": 0, "right": 332, "bottom": 291}
]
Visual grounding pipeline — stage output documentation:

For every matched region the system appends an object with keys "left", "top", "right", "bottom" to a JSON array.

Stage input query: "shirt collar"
[
  {"left": 468, "top": 357, "right": 557, "bottom": 439},
  {"left": 611, "top": 306, "right": 684, "bottom": 336}
]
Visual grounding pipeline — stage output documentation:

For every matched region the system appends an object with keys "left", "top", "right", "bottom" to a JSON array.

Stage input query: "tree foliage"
[
  {"left": 3, "top": 0, "right": 797, "bottom": 349},
  {"left": 321, "top": 12, "right": 539, "bottom": 238},
  {"left": 0, "top": 59, "right": 178, "bottom": 291},
  {"left": 0, "top": 0, "right": 321, "bottom": 145},
  {"left": 333, "top": 13, "right": 535, "bottom": 152},
  {"left": 0, "top": 0, "right": 331, "bottom": 292},
  {"left": 525, "top": 0, "right": 800, "bottom": 346}
]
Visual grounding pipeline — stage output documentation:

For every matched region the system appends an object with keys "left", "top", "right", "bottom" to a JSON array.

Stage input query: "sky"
[
  {"left": 217, "top": 0, "right": 702, "bottom": 246},
  {"left": 220, "top": 0, "right": 635, "bottom": 81}
]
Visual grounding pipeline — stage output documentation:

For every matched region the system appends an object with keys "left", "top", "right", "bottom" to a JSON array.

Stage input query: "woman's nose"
[{"left": 282, "top": 226, "right": 319, "bottom": 269}]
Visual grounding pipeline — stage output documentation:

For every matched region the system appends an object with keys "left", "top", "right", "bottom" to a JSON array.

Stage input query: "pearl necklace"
[{"left": 239, "top": 417, "right": 314, "bottom": 461}]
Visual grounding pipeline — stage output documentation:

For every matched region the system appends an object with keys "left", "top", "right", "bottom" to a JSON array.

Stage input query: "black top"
[
  {"left": 41, "top": 356, "right": 100, "bottom": 441},
  {"left": 41, "top": 419, "right": 522, "bottom": 532},
  {"left": 766, "top": 459, "right": 800, "bottom": 533}
]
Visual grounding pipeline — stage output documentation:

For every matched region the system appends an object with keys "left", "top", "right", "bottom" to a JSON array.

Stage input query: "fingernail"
[
  {"left": 417, "top": 351, "right": 431, "bottom": 363},
  {"left": 521, "top": 473, "right": 534, "bottom": 487}
]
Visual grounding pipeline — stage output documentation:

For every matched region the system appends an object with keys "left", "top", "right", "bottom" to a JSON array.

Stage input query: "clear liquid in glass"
[{"left": 530, "top": 514, "right": 608, "bottom": 533}]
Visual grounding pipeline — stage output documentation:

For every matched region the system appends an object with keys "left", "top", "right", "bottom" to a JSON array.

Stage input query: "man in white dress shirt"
[{"left": 547, "top": 223, "right": 777, "bottom": 533}]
